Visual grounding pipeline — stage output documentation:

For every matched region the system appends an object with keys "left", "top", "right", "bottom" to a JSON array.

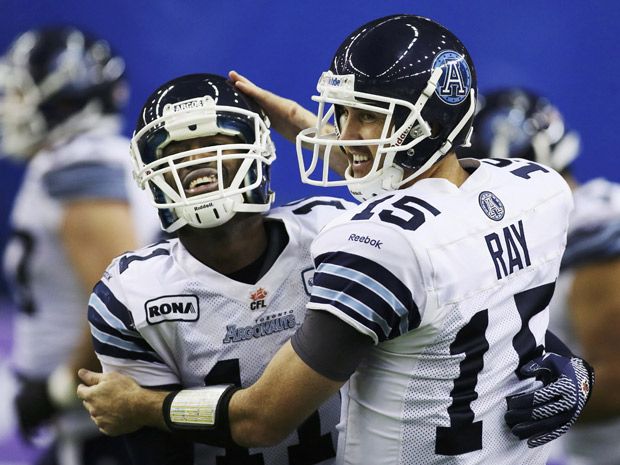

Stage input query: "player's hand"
[
  {"left": 229, "top": 70, "right": 322, "bottom": 144},
  {"left": 505, "top": 353, "right": 594, "bottom": 448},
  {"left": 77, "top": 369, "right": 149, "bottom": 436},
  {"left": 14, "top": 378, "right": 57, "bottom": 442}
]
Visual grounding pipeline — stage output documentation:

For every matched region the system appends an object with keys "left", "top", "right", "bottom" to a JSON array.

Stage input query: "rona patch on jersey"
[{"left": 145, "top": 295, "right": 199, "bottom": 324}]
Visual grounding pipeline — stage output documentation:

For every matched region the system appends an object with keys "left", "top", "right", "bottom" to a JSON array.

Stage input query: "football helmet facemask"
[
  {"left": 130, "top": 73, "right": 276, "bottom": 232},
  {"left": 296, "top": 14, "right": 477, "bottom": 201},
  {"left": 0, "top": 26, "right": 127, "bottom": 159},
  {"left": 461, "top": 88, "right": 580, "bottom": 172}
]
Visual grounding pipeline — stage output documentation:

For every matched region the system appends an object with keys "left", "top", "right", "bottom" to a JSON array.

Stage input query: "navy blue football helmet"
[
  {"left": 461, "top": 88, "right": 580, "bottom": 172},
  {"left": 296, "top": 14, "right": 477, "bottom": 201},
  {"left": 131, "top": 73, "right": 276, "bottom": 232},
  {"left": 0, "top": 26, "right": 127, "bottom": 158}
]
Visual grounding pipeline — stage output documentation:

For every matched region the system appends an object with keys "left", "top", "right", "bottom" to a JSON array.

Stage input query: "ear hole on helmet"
[{"left": 429, "top": 121, "right": 442, "bottom": 139}]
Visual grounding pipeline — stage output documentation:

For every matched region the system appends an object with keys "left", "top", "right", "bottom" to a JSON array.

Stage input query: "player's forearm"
[
  {"left": 228, "top": 340, "right": 343, "bottom": 447},
  {"left": 228, "top": 387, "right": 293, "bottom": 447},
  {"left": 138, "top": 389, "right": 170, "bottom": 431}
]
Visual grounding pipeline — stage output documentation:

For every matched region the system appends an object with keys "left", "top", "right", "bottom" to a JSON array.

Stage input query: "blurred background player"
[
  {"left": 82, "top": 73, "right": 345, "bottom": 464},
  {"left": 0, "top": 25, "right": 159, "bottom": 464},
  {"left": 459, "top": 87, "right": 620, "bottom": 465}
]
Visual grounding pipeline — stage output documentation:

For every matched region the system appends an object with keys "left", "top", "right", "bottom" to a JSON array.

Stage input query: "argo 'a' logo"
[
  {"left": 432, "top": 50, "right": 472, "bottom": 105},
  {"left": 145, "top": 295, "right": 199, "bottom": 324},
  {"left": 479, "top": 191, "right": 505, "bottom": 221}
]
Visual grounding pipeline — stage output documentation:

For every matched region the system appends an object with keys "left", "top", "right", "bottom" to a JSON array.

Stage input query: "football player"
[
  {"left": 78, "top": 15, "right": 594, "bottom": 465},
  {"left": 80, "top": 73, "right": 346, "bottom": 464},
  {"left": 460, "top": 88, "right": 620, "bottom": 465},
  {"left": 0, "top": 26, "right": 159, "bottom": 464}
]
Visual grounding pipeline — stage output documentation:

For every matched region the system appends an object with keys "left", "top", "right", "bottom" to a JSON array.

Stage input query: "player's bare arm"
[
  {"left": 228, "top": 341, "right": 343, "bottom": 446},
  {"left": 60, "top": 201, "right": 140, "bottom": 401},
  {"left": 77, "top": 341, "right": 343, "bottom": 446}
]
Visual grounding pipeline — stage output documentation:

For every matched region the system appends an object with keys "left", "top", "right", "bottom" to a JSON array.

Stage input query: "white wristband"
[{"left": 169, "top": 385, "right": 231, "bottom": 427}]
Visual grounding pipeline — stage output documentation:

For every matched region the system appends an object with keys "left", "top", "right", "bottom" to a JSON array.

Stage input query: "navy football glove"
[{"left": 505, "top": 353, "right": 594, "bottom": 448}]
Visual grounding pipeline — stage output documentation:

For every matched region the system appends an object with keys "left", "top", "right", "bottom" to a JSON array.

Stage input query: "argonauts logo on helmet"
[{"left": 432, "top": 50, "right": 472, "bottom": 105}]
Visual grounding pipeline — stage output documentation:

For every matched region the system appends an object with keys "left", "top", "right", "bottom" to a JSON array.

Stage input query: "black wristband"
[{"left": 162, "top": 385, "right": 240, "bottom": 447}]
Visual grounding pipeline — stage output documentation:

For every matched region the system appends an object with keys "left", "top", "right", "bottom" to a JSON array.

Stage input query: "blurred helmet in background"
[
  {"left": 461, "top": 88, "right": 580, "bottom": 172},
  {"left": 0, "top": 25, "right": 128, "bottom": 159}
]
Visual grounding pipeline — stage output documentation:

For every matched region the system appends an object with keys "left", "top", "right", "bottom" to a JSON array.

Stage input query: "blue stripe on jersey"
[
  {"left": 315, "top": 263, "right": 408, "bottom": 336},
  {"left": 90, "top": 324, "right": 164, "bottom": 363},
  {"left": 92, "top": 281, "right": 135, "bottom": 329},
  {"left": 311, "top": 251, "right": 420, "bottom": 342},
  {"left": 311, "top": 284, "right": 391, "bottom": 337},
  {"left": 562, "top": 219, "right": 620, "bottom": 269},
  {"left": 88, "top": 304, "right": 154, "bottom": 353},
  {"left": 310, "top": 295, "right": 387, "bottom": 342},
  {"left": 43, "top": 163, "right": 128, "bottom": 201},
  {"left": 88, "top": 293, "right": 139, "bottom": 338},
  {"left": 89, "top": 281, "right": 157, "bottom": 354}
]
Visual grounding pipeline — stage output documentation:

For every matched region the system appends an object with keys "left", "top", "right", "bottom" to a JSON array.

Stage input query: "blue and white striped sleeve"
[
  {"left": 44, "top": 162, "right": 128, "bottom": 201},
  {"left": 308, "top": 249, "right": 421, "bottom": 345},
  {"left": 88, "top": 280, "right": 164, "bottom": 365}
]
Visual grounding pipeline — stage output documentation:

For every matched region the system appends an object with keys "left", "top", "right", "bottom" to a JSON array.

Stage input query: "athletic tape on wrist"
[
  {"left": 168, "top": 385, "right": 230, "bottom": 426},
  {"left": 163, "top": 384, "right": 239, "bottom": 447}
]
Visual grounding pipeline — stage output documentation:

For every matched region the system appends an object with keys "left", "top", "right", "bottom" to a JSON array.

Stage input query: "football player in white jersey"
[
  {"left": 0, "top": 26, "right": 159, "bottom": 464},
  {"left": 79, "top": 72, "right": 347, "bottom": 464},
  {"left": 78, "top": 15, "right": 594, "bottom": 465},
  {"left": 460, "top": 88, "right": 620, "bottom": 465}
]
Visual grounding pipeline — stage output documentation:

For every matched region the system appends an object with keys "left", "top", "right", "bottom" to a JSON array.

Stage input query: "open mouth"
[
  {"left": 182, "top": 167, "right": 221, "bottom": 196},
  {"left": 350, "top": 152, "right": 373, "bottom": 178}
]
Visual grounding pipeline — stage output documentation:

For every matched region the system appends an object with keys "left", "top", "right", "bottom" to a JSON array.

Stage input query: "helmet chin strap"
[
  {"left": 175, "top": 195, "right": 239, "bottom": 230},
  {"left": 348, "top": 165, "right": 404, "bottom": 202}
]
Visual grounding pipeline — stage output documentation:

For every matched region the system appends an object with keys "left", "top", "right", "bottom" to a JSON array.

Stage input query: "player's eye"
[
  {"left": 338, "top": 107, "right": 349, "bottom": 127},
  {"left": 359, "top": 111, "right": 382, "bottom": 124}
]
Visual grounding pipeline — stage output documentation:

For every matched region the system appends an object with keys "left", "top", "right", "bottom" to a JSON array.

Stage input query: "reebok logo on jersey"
[
  {"left": 145, "top": 295, "right": 199, "bottom": 325},
  {"left": 348, "top": 233, "right": 383, "bottom": 249}
]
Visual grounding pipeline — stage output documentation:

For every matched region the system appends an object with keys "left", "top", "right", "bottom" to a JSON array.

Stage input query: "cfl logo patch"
[{"left": 249, "top": 288, "right": 268, "bottom": 310}]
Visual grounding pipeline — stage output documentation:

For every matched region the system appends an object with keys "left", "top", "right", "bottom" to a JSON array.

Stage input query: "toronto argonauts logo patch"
[
  {"left": 432, "top": 50, "right": 472, "bottom": 105},
  {"left": 479, "top": 191, "right": 505, "bottom": 221}
]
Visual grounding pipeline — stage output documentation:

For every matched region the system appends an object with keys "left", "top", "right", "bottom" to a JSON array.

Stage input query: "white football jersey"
[
  {"left": 89, "top": 197, "right": 354, "bottom": 465},
  {"left": 3, "top": 120, "right": 160, "bottom": 377},
  {"left": 307, "top": 158, "right": 573, "bottom": 465},
  {"left": 547, "top": 178, "right": 620, "bottom": 465}
]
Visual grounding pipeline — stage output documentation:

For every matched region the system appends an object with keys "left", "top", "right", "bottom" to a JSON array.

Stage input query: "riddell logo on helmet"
[
  {"left": 394, "top": 122, "right": 416, "bottom": 146},
  {"left": 328, "top": 76, "right": 342, "bottom": 86},
  {"left": 194, "top": 202, "right": 214, "bottom": 211}
]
